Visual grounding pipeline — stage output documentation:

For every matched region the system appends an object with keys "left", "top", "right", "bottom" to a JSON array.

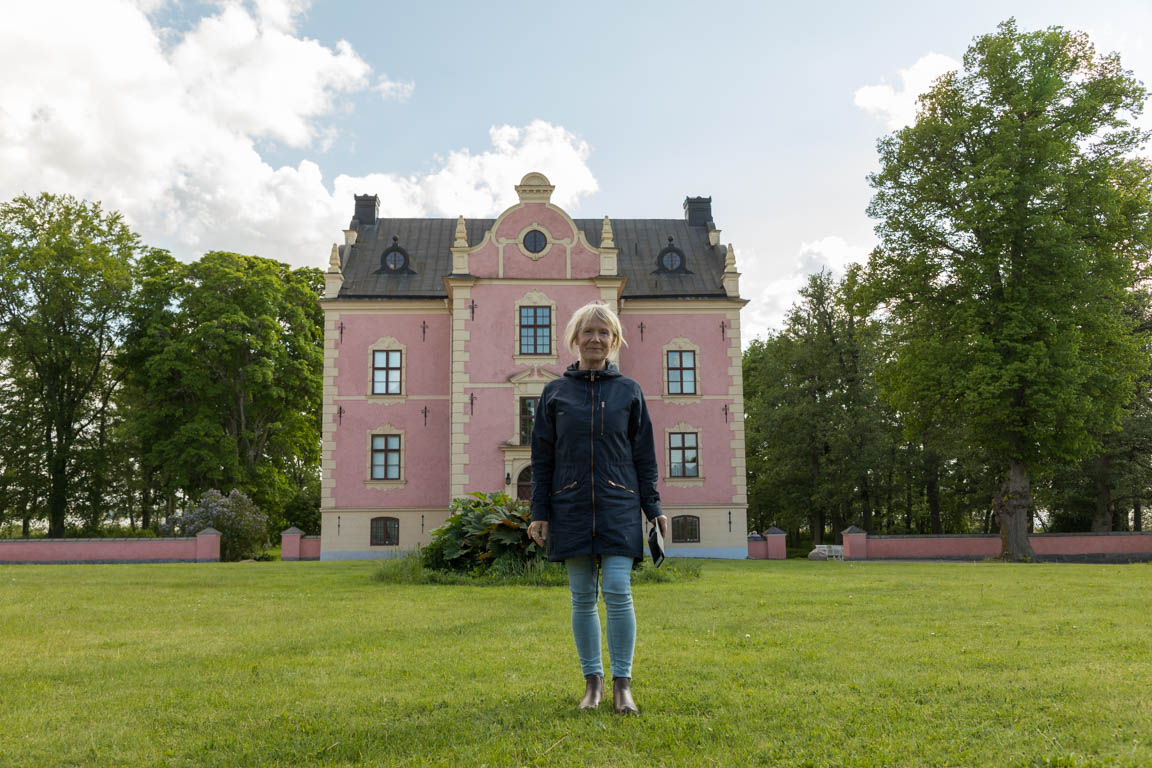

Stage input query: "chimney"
[
  {"left": 683, "top": 196, "right": 713, "bottom": 228},
  {"left": 354, "top": 194, "right": 380, "bottom": 227}
]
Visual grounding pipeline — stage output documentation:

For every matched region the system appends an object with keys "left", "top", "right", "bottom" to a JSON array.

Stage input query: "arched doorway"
[{"left": 516, "top": 466, "right": 532, "bottom": 501}]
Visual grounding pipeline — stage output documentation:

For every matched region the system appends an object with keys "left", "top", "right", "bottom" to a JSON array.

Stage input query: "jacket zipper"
[
  {"left": 590, "top": 371, "right": 597, "bottom": 540},
  {"left": 552, "top": 480, "right": 577, "bottom": 495}
]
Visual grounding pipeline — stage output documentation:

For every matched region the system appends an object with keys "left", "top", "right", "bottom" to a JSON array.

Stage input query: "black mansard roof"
[{"left": 336, "top": 213, "right": 729, "bottom": 301}]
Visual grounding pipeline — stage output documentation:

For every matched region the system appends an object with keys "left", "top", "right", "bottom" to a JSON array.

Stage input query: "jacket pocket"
[
  {"left": 606, "top": 478, "right": 635, "bottom": 494},
  {"left": 552, "top": 480, "right": 578, "bottom": 495}
]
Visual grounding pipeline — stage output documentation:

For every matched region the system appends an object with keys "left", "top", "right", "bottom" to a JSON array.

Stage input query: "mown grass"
[
  {"left": 373, "top": 551, "right": 702, "bottom": 586},
  {"left": 1, "top": 560, "right": 1149, "bottom": 767}
]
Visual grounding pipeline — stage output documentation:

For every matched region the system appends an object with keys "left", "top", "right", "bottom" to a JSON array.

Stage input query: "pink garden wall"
[
  {"left": 841, "top": 528, "right": 1152, "bottom": 562},
  {"left": 0, "top": 528, "right": 221, "bottom": 564}
]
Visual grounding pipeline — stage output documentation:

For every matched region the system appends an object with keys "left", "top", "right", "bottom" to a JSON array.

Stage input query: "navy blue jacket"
[{"left": 530, "top": 361, "right": 662, "bottom": 562}]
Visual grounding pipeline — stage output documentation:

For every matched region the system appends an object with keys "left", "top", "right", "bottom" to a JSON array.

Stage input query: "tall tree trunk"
[
  {"left": 141, "top": 484, "right": 152, "bottom": 532},
  {"left": 1134, "top": 499, "right": 1142, "bottom": 532},
  {"left": 47, "top": 452, "right": 68, "bottom": 538},
  {"left": 811, "top": 509, "right": 825, "bottom": 545},
  {"left": 859, "top": 476, "right": 873, "bottom": 533},
  {"left": 993, "top": 460, "right": 1036, "bottom": 561},
  {"left": 904, "top": 469, "right": 913, "bottom": 533},
  {"left": 1090, "top": 455, "right": 1112, "bottom": 533},
  {"left": 924, "top": 448, "right": 942, "bottom": 534}
]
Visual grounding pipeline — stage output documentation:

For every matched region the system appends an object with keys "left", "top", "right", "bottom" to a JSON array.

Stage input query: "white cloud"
[
  {"left": 854, "top": 53, "right": 961, "bottom": 129},
  {"left": 736, "top": 236, "right": 873, "bottom": 344},
  {"left": 376, "top": 76, "right": 415, "bottom": 102},
  {"left": 0, "top": 0, "right": 596, "bottom": 269},
  {"left": 0, "top": 1, "right": 595, "bottom": 270}
]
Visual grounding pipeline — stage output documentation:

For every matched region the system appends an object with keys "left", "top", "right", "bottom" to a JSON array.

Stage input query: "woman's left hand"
[{"left": 655, "top": 515, "right": 669, "bottom": 538}]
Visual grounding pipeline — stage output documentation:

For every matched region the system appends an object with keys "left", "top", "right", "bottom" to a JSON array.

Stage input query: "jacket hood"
[{"left": 563, "top": 360, "right": 622, "bottom": 380}]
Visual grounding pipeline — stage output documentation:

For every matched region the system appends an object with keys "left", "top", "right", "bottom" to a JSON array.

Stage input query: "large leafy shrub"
[
  {"left": 168, "top": 489, "right": 269, "bottom": 561},
  {"left": 421, "top": 491, "right": 543, "bottom": 575}
]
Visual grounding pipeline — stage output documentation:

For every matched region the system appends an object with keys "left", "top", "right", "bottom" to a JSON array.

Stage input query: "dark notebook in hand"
[{"left": 648, "top": 522, "right": 665, "bottom": 567}]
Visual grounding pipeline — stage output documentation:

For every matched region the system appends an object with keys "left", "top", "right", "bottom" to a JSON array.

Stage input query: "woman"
[{"left": 527, "top": 301, "right": 669, "bottom": 715}]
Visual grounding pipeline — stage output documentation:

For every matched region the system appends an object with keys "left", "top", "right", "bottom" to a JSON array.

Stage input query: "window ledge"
[
  {"left": 663, "top": 394, "right": 703, "bottom": 405},
  {"left": 368, "top": 394, "right": 408, "bottom": 404},
  {"left": 365, "top": 480, "right": 406, "bottom": 491},
  {"left": 513, "top": 354, "right": 557, "bottom": 366},
  {"left": 665, "top": 476, "right": 705, "bottom": 487}
]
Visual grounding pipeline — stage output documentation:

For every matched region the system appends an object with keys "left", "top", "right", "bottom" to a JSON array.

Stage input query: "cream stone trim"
[
  {"left": 365, "top": 423, "right": 406, "bottom": 489},
  {"left": 510, "top": 222, "right": 566, "bottom": 262},
  {"left": 722, "top": 242, "right": 741, "bottom": 298},
  {"left": 512, "top": 289, "right": 558, "bottom": 366},
  {"left": 447, "top": 281, "right": 474, "bottom": 497},
  {"left": 507, "top": 367, "right": 558, "bottom": 445},
  {"left": 334, "top": 394, "right": 450, "bottom": 402},
  {"left": 662, "top": 337, "right": 703, "bottom": 403},
  {"left": 725, "top": 307, "right": 748, "bottom": 505},
  {"left": 369, "top": 336, "right": 407, "bottom": 402},
  {"left": 319, "top": 299, "right": 450, "bottom": 314},
  {"left": 324, "top": 244, "right": 343, "bottom": 299},
  {"left": 502, "top": 450, "right": 532, "bottom": 496},
  {"left": 619, "top": 298, "right": 749, "bottom": 313},
  {"left": 320, "top": 311, "right": 341, "bottom": 508},
  {"left": 664, "top": 421, "right": 704, "bottom": 487},
  {"left": 451, "top": 215, "right": 470, "bottom": 274},
  {"left": 515, "top": 172, "right": 555, "bottom": 202}
]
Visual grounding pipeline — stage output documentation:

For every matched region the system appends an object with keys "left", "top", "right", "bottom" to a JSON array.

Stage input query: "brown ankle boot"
[
  {"left": 579, "top": 674, "right": 603, "bottom": 709},
  {"left": 612, "top": 677, "right": 639, "bottom": 715}
]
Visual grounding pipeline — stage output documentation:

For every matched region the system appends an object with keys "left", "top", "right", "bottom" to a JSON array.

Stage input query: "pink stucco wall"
[
  {"left": 617, "top": 313, "right": 732, "bottom": 396},
  {"left": 845, "top": 532, "right": 1152, "bottom": 560},
  {"left": 334, "top": 313, "right": 449, "bottom": 397},
  {"left": 331, "top": 396, "right": 450, "bottom": 508},
  {"left": 330, "top": 309, "right": 451, "bottom": 509},
  {"left": 0, "top": 530, "right": 220, "bottom": 564}
]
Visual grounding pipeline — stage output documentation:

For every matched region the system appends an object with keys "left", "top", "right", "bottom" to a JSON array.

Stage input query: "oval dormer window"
[
  {"left": 523, "top": 230, "right": 547, "bottom": 254},
  {"left": 656, "top": 237, "right": 689, "bottom": 274},
  {"left": 379, "top": 236, "right": 414, "bottom": 275}
]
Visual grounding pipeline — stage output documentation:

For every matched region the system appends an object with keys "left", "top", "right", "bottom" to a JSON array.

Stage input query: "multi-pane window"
[
  {"left": 371, "top": 435, "right": 401, "bottom": 480},
  {"left": 669, "top": 432, "right": 699, "bottom": 478},
  {"left": 372, "top": 350, "right": 402, "bottom": 395},
  {"left": 519, "top": 397, "right": 539, "bottom": 445},
  {"left": 667, "top": 350, "right": 697, "bottom": 395},
  {"left": 672, "top": 515, "right": 700, "bottom": 543},
  {"left": 370, "top": 516, "right": 399, "bottom": 546},
  {"left": 519, "top": 307, "right": 551, "bottom": 355}
]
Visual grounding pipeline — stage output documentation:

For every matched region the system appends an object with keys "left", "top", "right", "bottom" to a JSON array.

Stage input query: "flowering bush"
[{"left": 168, "top": 489, "right": 269, "bottom": 562}]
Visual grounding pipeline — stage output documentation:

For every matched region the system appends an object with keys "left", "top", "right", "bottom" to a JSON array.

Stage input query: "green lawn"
[{"left": 1, "top": 560, "right": 1149, "bottom": 767}]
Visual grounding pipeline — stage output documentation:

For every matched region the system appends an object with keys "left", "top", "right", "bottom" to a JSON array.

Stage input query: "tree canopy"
[{"left": 863, "top": 20, "right": 1152, "bottom": 558}]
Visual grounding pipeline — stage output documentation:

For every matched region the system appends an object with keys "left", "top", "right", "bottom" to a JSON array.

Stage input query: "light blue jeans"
[{"left": 565, "top": 554, "right": 635, "bottom": 679}]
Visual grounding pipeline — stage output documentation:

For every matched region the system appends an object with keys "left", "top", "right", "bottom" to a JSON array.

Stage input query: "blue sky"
[{"left": 3, "top": 0, "right": 1151, "bottom": 342}]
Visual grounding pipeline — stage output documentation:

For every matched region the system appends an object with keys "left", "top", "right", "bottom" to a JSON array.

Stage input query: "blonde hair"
[{"left": 564, "top": 301, "right": 626, "bottom": 357}]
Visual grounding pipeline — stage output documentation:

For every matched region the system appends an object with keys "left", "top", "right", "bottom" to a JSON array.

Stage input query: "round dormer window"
[
  {"left": 660, "top": 249, "right": 683, "bottom": 272},
  {"left": 523, "top": 230, "right": 547, "bottom": 254}
]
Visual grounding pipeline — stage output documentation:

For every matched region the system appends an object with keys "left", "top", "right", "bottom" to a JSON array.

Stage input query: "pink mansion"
[{"left": 319, "top": 173, "right": 748, "bottom": 559}]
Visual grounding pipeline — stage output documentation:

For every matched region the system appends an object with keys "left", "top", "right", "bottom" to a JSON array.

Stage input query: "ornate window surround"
[
  {"left": 663, "top": 421, "right": 704, "bottom": 487},
  {"left": 365, "top": 423, "right": 406, "bottom": 490},
  {"left": 513, "top": 290, "right": 558, "bottom": 366},
  {"left": 661, "top": 337, "right": 702, "bottom": 403},
  {"left": 368, "top": 336, "right": 407, "bottom": 403}
]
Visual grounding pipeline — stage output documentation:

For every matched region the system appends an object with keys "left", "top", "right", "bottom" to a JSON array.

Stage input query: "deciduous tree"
[{"left": 864, "top": 21, "right": 1152, "bottom": 559}]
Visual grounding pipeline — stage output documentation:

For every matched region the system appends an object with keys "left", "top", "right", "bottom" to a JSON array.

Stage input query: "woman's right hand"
[{"left": 528, "top": 521, "right": 549, "bottom": 546}]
